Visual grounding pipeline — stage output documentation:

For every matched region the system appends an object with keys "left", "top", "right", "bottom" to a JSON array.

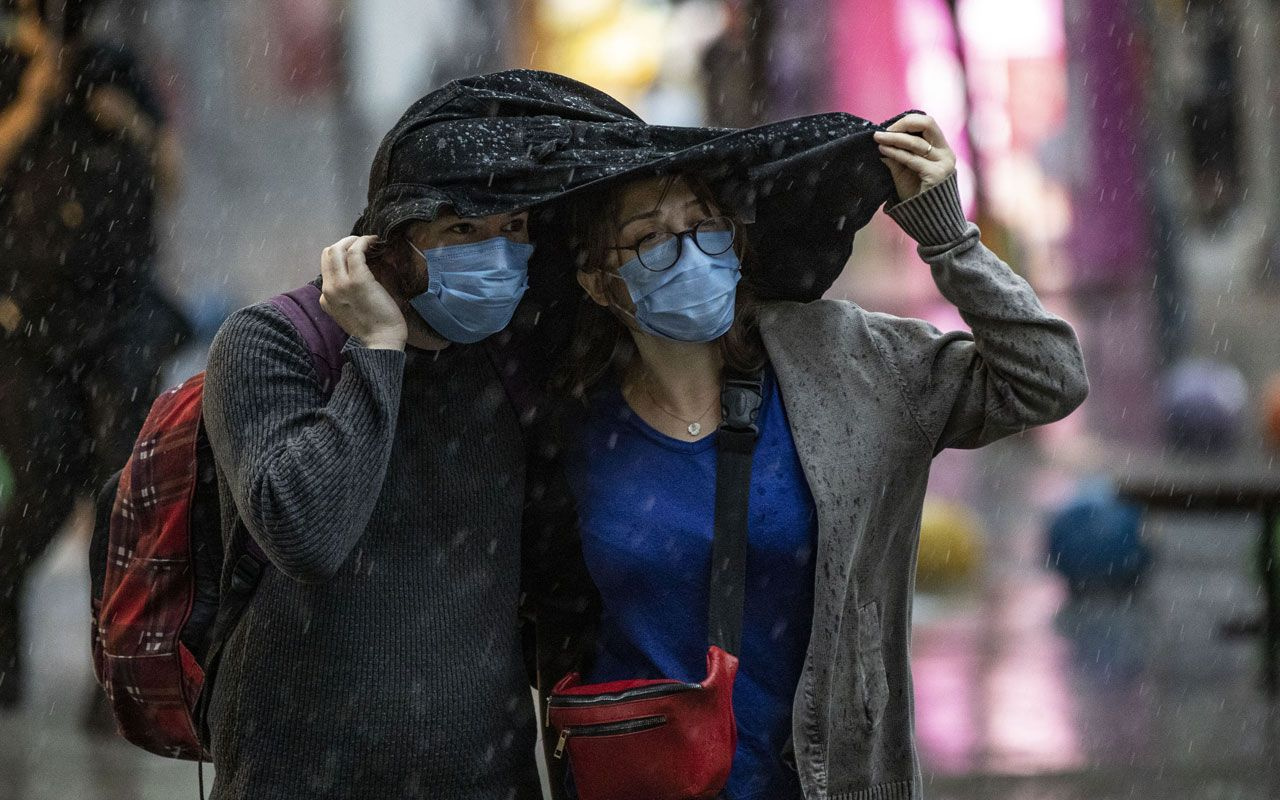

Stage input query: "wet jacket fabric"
[
  {"left": 526, "top": 174, "right": 1090, "bottom": 800},
  {"left": 353, "top": 69, "right": 902, "bottom": 304}
]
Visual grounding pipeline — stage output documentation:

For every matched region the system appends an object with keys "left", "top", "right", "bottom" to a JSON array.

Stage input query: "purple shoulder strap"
[
  {"left": 268, "top": 283, "right": 348, "bottom": 395},
  {"left": 233, "top": 285, "right": 346, "bottom": 566}
]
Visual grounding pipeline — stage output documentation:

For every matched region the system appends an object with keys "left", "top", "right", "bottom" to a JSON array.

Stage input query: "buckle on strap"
[
  {"left": 229, "top": 552, "right": 264, "bottom": 595},
  {"left": 720, "top": 374, "right": 764, "bottom": 436}
]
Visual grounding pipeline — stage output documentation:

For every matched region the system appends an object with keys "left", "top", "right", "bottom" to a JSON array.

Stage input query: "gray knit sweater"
[{"left": 202, "top": 305, "right": 539, "bottom": 800}]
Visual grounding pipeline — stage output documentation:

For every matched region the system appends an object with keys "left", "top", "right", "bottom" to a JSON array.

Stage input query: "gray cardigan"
[
  {"left": 757, "top": 174, "right": 1088, "bottom": 798},
  {"left": 527, "top": 173, "right": 1087, "bottom": 799}
]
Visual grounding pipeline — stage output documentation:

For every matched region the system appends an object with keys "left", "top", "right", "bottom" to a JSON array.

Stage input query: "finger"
[
  {"left": 879, "top": 157, "right": 911, "bottom": 178},
  {"left": 320, "top": 245, "right": 339, "bottom": 291},
  {"left": 345, "top": 235, "right": 380, "bottom": 283},
  {"left": 322, "top": 236, "right": 359, "bottom": 288},
  {"left": 885, "top": 113, "right": 931, "bottom": 134},
  {"left": 877, "top": 145, "right": 942, "bottom": 180},
  {"left": 874, "top": 131, "right": 936, "bottom": 158},
  {"left": 885, "top": 114, "right": 948, "bottom": 149},
  {"left": 330, "top": 235, "right": 362, "bottom": 283}
]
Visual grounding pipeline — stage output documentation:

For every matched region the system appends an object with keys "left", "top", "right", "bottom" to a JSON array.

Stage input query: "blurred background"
[{"left": 3, "top": 0, "right": 1280, "bottom": 798}]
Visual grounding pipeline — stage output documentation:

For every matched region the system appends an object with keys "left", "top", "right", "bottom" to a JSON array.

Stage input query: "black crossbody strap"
[{"left": 708, "top": 369, "right": 765, "bottom": 656}]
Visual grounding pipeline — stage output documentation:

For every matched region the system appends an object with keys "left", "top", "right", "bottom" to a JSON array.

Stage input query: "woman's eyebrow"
[
  {"left": 619, "top": 199, "right": 706, "bottom": 229},
  {"left": 618, "top": 209, "right": 662, "bottom": 228}
]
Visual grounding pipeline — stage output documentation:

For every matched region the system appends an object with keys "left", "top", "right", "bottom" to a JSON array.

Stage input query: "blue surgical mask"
[
  {"left": 408, "top": 236, "right": 533, "bottom": 344},
  {"left": 614, "top": 231, "right": 741, "bottom": 342}
]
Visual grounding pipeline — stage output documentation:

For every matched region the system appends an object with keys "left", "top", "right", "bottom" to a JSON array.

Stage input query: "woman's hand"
[
  {"left": 873, "top": 113, "right": 957, "bottom": 202},
  {"left": 319, "top": 235, "right": 408, "bottom": 351}
]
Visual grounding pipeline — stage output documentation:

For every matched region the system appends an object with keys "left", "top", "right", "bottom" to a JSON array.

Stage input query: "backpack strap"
[
  {"left": 195, "top": 283, "right": 348, "bottom": 751},
  {"left": 707, "top": 369, "right": 765, "bottom": 657},
  {"left": 268, "top": 282, "right": 349, "bottom": 394}
]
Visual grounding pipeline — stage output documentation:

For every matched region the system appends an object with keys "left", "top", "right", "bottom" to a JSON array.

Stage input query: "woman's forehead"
[{"left": 617, "top": 176, "right": 700, "bottom": 219}]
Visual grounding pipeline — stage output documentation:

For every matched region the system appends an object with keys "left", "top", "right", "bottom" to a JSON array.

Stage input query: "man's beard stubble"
[{"left": 376, "top": 250, "right": 449, "bottom": 344}]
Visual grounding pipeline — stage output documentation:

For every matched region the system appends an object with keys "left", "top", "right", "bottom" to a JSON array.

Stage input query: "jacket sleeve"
[
  {"left": 203, "top": 302, "right": 405, "bottom": 582},
  {"left": 868, "top": 174, "right": 1089, "bottom": 453}
]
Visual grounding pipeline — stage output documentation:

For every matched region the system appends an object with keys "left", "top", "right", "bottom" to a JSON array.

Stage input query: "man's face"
[
  {"left": 394, "top": 210, "right": 530, "bottom": 296},
  {"left": 376, "top": 209, "right": 530, "bottom": 343},
  {"left": 406, "top": 210, "right": 529, "bottom": 252}
]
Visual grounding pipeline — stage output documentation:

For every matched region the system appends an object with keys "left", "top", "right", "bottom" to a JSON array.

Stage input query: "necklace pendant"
[{"left": 688, "top": 422, "right": 702, "bottom": 436}]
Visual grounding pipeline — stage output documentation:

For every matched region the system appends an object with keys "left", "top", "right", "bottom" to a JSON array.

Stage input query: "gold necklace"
[{"left": 637, "top": 374, "right": 718, "bottom": 437}]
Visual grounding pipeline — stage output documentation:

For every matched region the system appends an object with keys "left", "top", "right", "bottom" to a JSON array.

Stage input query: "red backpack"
[{"left": 88, "top": 283, "right": 346, "bottom": 760}]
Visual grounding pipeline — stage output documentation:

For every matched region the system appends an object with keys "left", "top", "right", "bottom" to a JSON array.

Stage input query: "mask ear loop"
[{"left": 601, "top": 272, "right": 650, "bottom": 335}]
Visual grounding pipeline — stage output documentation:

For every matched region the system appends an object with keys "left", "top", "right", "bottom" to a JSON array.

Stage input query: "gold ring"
[{"left": 925, "top": 143, "right": 934, "bottom": 157}]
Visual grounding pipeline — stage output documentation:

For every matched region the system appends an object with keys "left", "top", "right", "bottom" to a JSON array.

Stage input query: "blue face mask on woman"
[
  {"left": 615, "top": 230, "right": 741, "bottom": 343},
  {"left": 408, "top": 236, "right": 534, "bottom": 344}
]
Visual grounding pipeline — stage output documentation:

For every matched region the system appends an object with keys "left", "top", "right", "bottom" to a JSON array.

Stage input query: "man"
[
  {"left": 201, "top": 127, "right": 544, "bottom": 800},
  {"left": 0, "top": 0, "right": 187, "bottom": 712}
]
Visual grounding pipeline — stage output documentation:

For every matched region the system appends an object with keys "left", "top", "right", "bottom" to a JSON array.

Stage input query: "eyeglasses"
[{"left": 607, "top": 216, "right": 737, "bottom": 272}]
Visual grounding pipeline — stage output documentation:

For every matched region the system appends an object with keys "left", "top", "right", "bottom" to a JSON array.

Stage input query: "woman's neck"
[{"left": 626, "top": 333, "right": 722, "bottom": 418}]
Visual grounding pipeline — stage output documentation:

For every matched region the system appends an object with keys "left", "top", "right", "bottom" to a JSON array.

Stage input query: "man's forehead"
[{"left": 408, "top": 209, "right": 527, "bottom": 228}]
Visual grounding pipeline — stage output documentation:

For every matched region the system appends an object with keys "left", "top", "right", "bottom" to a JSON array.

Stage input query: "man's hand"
[
  {"left": 319, "top": 235, "right": 408, "bottom": 351},
  {"left": 873, "top": 113, "right": 957, "bottom": 202}
]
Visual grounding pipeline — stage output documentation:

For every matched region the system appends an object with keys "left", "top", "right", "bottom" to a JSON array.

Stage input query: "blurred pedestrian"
[{"left": 0, "top": 0, "right": 188, "bottom": 713}]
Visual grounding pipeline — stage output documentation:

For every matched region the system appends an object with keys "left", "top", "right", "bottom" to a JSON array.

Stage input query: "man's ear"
[
  {"left": 576, "top": 270, "right": 611, "bottom": 308},
  {"left": 371, "top": 238, "right": 428, "bottom": 301}
]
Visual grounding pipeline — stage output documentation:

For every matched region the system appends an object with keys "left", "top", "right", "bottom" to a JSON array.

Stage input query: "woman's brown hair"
[{"left": 553, "top": 173, "right": 768, "bottom": 402}]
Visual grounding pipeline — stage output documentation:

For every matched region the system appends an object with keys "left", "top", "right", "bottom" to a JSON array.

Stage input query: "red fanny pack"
[{"left": 546, "top": 372, "right": 764, "bottom": 800}]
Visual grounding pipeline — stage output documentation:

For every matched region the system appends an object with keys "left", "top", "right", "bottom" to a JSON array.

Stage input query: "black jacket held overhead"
[{"left": 355, "top": 68, "right": 907, "bottom": 303}]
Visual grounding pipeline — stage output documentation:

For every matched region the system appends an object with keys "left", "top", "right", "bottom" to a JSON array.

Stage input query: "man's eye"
[
  {"left": 449, "top": 223, "right": 475, "bottom": 235},
  {"left": 504, "top": 218, "right": 526, "bottom": 233}
]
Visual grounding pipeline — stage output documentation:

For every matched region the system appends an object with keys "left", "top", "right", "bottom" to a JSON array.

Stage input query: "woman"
[{"left": 529, "top": 113, "right": 1088, "bottom": 800}]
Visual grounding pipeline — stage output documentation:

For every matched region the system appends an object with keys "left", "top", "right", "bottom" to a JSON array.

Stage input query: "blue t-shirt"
[{"left": 565, "top": 371, "right": 817, "bottom": 800}]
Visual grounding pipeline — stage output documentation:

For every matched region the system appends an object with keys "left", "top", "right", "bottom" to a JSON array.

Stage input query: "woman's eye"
[
  {"left": 449, "top": 223, "right": 475, "bottom": 235},
  {"left": 503, "top": 218, "right": 526, "bottom": 233},
  {"left": 633, "top": 231, "right": 662, "bottom": 248}
]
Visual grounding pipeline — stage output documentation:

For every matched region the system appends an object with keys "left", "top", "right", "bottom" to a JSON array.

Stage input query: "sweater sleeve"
[
  {"left": 867, "top": 179, "right": 1089, "bottom": 453},
  {"left": 203, "top": 302, "right": 405, "bottom": 582}
]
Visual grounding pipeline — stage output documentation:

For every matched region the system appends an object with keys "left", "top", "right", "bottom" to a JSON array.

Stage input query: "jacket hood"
[{"left": 355, "top": 69, "right": 908, "bottom": 302}]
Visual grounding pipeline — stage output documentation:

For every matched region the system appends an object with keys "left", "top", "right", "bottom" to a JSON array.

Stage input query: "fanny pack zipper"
[
  {"left": 553, "top": 715, "right": 668, "bottom": 759},
  {"left": 548, "top": 681, "right": 701, "bottom": 708}
]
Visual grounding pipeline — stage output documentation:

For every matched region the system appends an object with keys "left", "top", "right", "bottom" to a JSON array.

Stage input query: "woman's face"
[{"left": 582, "top": 176, "right": 720, "bottom": 317}]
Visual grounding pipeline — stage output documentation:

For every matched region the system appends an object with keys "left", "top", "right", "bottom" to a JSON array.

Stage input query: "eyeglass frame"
[{"left": 605, "top": 215, "right": 738, "bottom": 272}]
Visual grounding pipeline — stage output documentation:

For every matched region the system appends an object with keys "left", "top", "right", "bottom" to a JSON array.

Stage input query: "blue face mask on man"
[
  {"left": 614, "top": 230, "right": 741, "bottom": 343},
  {"left": 408, "top": 236, "right": 534, "bottom": 344}
]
